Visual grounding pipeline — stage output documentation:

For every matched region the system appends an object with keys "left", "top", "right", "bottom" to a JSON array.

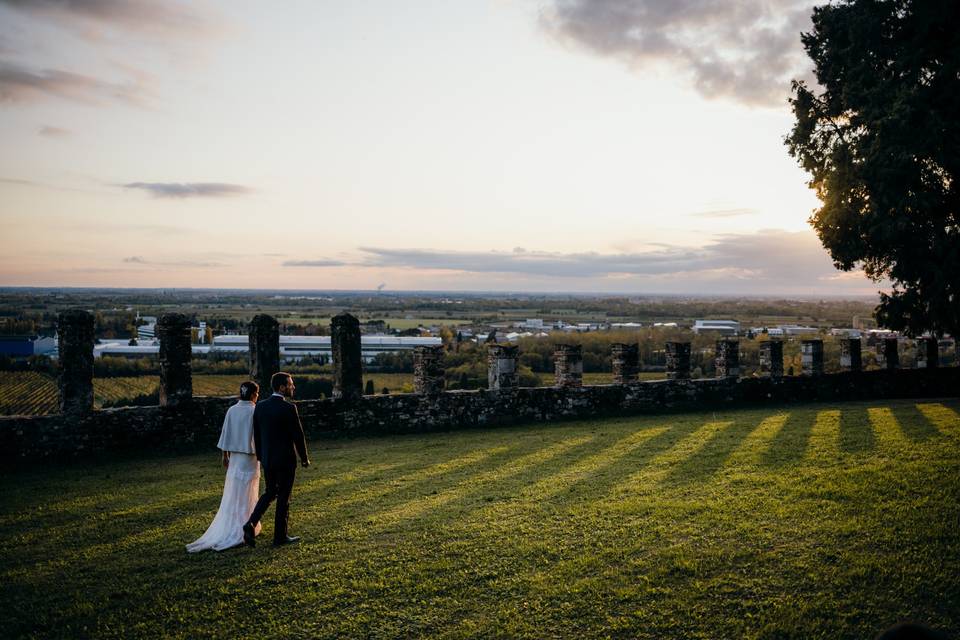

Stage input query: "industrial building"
[{"left": 93, "top": 334, "right": 441, "bottom": 363}]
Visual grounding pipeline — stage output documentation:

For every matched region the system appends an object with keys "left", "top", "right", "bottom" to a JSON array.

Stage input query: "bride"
[{"left": 187, "top": 381, "right": 263, "bottom": 552}]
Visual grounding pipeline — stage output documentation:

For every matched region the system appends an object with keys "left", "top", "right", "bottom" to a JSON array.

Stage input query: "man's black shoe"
[
  {"left": 242, "top": 523, "right": 256, "bottom": 547},
  {"left": 273, "top": 535, "right": 301, "bottom": 547}
]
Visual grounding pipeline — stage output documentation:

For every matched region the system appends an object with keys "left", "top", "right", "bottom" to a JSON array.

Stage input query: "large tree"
[{"left": 786, "top": 0, "right": 960, "bottom": 337}]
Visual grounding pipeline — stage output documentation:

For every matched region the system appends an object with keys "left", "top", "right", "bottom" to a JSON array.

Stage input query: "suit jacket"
[{"left": 253, "top": 395, "right": 308, "bottom": 470}]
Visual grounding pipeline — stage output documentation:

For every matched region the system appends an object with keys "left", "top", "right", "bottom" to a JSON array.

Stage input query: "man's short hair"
[
  {"left": 239, "top": 381, "right": 259, "bottom": 400},
  {"left": 271, "top": 371, "right": 292, "bottom": 392}
]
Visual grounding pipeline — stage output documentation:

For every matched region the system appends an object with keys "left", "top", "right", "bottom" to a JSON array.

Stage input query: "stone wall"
[
  {"left": 5, "top": 311, "right": 956, "bottom": 464},
  {"left": 3, "top": 367, "right": 957, "bottom": 463}
]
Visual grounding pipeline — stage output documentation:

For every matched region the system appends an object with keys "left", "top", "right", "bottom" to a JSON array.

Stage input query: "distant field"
[
  {"left": 3, "top": 399, "right": 958, "bottom": 638},
  {"left": 280, "top": 316, "right": 469, "bottom": 329},
  {"left": 0, "top": 373, "right": 419, "bottom": 415},
  {"left": 0, "top": 371, "right": 671, "bottom": 416}
]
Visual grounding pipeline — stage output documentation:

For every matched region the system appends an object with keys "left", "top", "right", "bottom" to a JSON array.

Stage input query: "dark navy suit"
[{"left": 247, "top": 394, "right": 308, "bottom": 543}]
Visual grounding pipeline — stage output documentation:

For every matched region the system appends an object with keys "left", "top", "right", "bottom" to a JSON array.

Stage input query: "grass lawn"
[{"left": 3, "top": 398, "right": 959, "bottom": 639}]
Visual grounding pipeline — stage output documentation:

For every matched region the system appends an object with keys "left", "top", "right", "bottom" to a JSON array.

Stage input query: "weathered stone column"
[
  {"left": 801, "top": 339, "right": 824, "bottom": 376},
  {"left": 611, "top": 343, "right": 639, "bottom": 384},
  {"left": 880, "top": 338, "right": 900, "bottom": 369},
  {"left": 487, "top": 344, "right": 519, "bottom": 391},
  {"left": 413, "top": 345, "right": 445, "bottom": 394},
  {"left": 158, "top": 313, "right": 193, "bottom": 406},
  {"left": 839, "top": 338, "right": 862, "bottom": 372},
  {"left": 331, "top": 312, "right": 363, "bottom": 401},
  {"left": 57, "top": 308, "right": 95, "bottom": 415},
  {"left": 665, "top": 342, "right": 691, "bottom": 379},
  {"left": 248, "top": 314, "right": 280, "bottom": 395},
  {"left": 715, "top": 340, "right": 740, "bottom": 378},
  {"left": 554, "top": 344, "right": 583, "bottom": 388},
  {"left": 916, "top": 337, "right": 939, "bottom": 368},
  {"left": 759, "top": 340, "right": 784, "bottom": 378}
]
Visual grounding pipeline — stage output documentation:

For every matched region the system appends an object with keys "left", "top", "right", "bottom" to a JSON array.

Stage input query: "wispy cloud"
[
  {"left": 0, "top": 62, "right": 152, "bottom": 106},
  {"left": 122, "top": 256, "right": 226, "bottom": 268},
  {"left": 0, "top": 0, "right": 215, "bottom": 38},
  {"left": 540, "top": 0, "right": 815, "bottom": 107},
  {"left": 122, "top": 182, "right": 253, "bottom": 199},
  {"left": 37, "top": 125, "right": 70, "bottom": 137},
  {"left": 283, "top": 259, "right": 347, "bottom": 267},
  {"left": 351, "top": 230, "right": 844, "bottom": 282},
  {"left": 277, "top": 230, "right": 874, "bottom": 293}
]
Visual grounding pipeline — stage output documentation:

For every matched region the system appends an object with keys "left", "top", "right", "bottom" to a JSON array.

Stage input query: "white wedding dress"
[
  {"left": 187, "top": 399, "right": 262, "bottom": 552},
  {"left": 186, "top": 453, "right": 262, "bottom": 552}
]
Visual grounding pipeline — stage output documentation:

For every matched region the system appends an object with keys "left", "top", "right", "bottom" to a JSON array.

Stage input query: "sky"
[{"left": 0, "top": 0, "right": 880, "bottom": 296}]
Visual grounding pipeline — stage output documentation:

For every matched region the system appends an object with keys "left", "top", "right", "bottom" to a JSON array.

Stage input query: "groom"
[{"left": 243, "top": 371, "right": 310, "bottom": 547}]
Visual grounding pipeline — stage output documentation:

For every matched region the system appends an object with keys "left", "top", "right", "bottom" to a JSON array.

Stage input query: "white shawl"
[{"left": 217, "top": 401, "right": 256, "bottom": 454}]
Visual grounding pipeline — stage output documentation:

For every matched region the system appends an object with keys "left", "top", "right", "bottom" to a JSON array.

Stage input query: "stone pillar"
[
  {"left": 57, "top": 309, "right": 95, "bottom": 415},
  {"left": 801, "top": 339, "right": 824, "bottom": 376},
  {"left": 759, "top": 340, "right": 784, "bottom": 378},
  {"left": 158, "top": 313, "right": 193, "bottom": 406},
  {"left": 611, "top": 343, "right": 639, "bottom": 384},
  {"left": 839, "top": 338, "right": 862, "bottom": 372},
  {"left": 487, "top": 344, "right": 519, "bottom": 391},
  {"left": 331, "top": 312, "right": 363, "bottom": 401},
  {"left": 880, "top": 338, "right": 899, "bottom": 369},
  {"left": 715, "top": 340, "right": 740, "bottom": 378},
  {"left": 413, "top": 345, "right": 445, "bottom": 394},
  {"left": 665, "top": 342, "right": 691, "bottom": 379},
  {"left": 248, "top": 314, "right": 280, "bottom": 395},
  {"left": 916, "top": 337, "right": 939, "bottom": 369},
  {"left": 554, "top": 344, "right": 583, "bottom": 388}
]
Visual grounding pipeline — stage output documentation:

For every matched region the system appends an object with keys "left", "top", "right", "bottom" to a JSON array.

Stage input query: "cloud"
[
  {"left": 0, "top": 62, "right": 152, "bottom": 106},
  {"left": 540, "top": 0, "right": 816, "bottom": 107},
  {"left": 0, "top": 0, "right": 214, "bottom": 38},
  {"left": 348, "top": 229, "right": 856, "bottom": 289},
  {"left": 0, "top": 176, "right": 35, "bottom": 186},
  {"left": 122, "top": 182, "right": 253, "bottom": 199},
  {"left": 37, "top": 125, "right": 70, "bottom": 137},
  {"left": 283, "top": 259, "right": 348, "bottom": 268},
  {"left": 122, "top": 256, "right": 226, "bottom": 268}
]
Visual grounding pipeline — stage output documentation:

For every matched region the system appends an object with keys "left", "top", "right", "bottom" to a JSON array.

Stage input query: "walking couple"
[{"left": 186, "top": 371, "right": 310, "bottom": 552}]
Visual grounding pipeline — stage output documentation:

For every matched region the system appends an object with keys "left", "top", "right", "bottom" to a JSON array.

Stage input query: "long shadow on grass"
[
  {"left": 346, "top": 435, "right": 600, "bottom": 535},
  {"left": 890, "top": 403, "right": 941, "bottom": 442},
  {"left": 761, "top": 409, "right": 816, "bottom": 467},
  {"left": 494, "top": 415, "right": 716, "bottom": 515},
  {"left": 663, "top": 414, "right": 765, "bottom": 484},
  {"left": 839, "top": 405, "right": 875, "bottom": 455},
  {"left": 294, "top": 431, "right": 589, "bottom": 534}
]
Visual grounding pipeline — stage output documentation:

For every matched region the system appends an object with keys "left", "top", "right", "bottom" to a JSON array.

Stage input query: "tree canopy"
[{"left": 786, "top": 0, "right": 960, "bottom": 337}]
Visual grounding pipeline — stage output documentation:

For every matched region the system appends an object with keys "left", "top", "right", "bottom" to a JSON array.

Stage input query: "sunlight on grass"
[
  {"left": 867, "top": 406, "right": 910, "bottom": 451},
  {"left": 915, "top": 402, "right": 960, "bottom": 437},
  {"left": 3, "top": 399, "right": 959, "bottom": 639},
  {"left": 806, "top": 409, "right": 840, "bottom": 462},
  {"left": 312, "top": 445, "right": 511, "bottom": 514},
  {"left": 606, "top": 420, "right": 734, "bottom": 498},
  {"left": 361, "top": 435, "right": 594, "bottom": 532},
  {"left": 297, "top": 461, "right": 406, "bottom": 493},
  {"left": 724, "top": 413, "right": 789, "bottom": 468}
]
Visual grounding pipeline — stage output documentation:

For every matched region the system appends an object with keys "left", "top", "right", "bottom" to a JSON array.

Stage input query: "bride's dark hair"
[{"left": 239, "top": 381, "right": 259, "bottom": 401}]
